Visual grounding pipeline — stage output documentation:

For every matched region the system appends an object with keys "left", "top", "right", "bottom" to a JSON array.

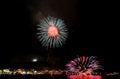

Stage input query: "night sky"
[{"left": 1, "top": 0, "right": 119, "bottom": 71}]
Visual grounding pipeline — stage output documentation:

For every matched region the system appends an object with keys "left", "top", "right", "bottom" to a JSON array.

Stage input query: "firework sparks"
[
  {"left": 65, "top": 56, "right": 103, "bottom": 75},
  {"left": 37, "top": 16, "right": 68, "bottom": 48}
]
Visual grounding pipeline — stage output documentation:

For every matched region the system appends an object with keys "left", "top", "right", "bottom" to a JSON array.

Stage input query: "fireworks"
[
  {"left": 37, "top": 16, "right": 68, "bottom": 48},
  {"left": 65, "top": 56, "right": 103, "bottom": 75}
]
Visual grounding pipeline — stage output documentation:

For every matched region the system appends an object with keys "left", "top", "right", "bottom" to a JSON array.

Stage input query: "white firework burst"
[{"left": 37, "top": 16, "right": 68, "bottom": 48}]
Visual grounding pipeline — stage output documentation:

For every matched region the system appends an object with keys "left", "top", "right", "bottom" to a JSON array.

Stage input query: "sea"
[{"left": 0, "top": 75, "right": 119, "bottom": 79}]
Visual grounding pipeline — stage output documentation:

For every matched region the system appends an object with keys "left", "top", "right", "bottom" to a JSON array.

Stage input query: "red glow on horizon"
[
  {"left": 67, "top": 75, "right": 102, "bottom": 79},
  {"left": 47, "top": 22, "right": 59, "bottom": 37}
]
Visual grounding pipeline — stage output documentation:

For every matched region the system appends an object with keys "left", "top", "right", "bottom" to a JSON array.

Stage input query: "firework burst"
[
  {"left": 65, "top": 56, "right": 103, "bottom": 75},
  {"left": 37, "top": 16, "right": 68, "bottom": 48}
]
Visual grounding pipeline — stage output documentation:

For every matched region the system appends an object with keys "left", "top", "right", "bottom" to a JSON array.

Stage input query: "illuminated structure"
[{"left": 37, "top": 16, "right": 68, "bottom": 48}]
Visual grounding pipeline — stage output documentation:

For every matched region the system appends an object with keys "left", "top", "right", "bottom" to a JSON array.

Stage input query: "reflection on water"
[
  {"left": 67, "top": 75, "right": 102, "bottom": 79},
  {"left": 0, "top": 75, "right": 119, "bottom": 79}
]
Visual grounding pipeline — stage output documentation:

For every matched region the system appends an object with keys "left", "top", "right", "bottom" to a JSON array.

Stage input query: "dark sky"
[{"left": 1, "top": 0, "right": 119, "bottom": 71}]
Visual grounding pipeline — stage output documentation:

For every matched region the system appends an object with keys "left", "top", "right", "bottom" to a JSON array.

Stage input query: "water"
[
  {"left": 1, "top": 75, "right": 67, "bottom": 79},
  {"left": 0, "top": 75, "right": 119, "bottom": 79}
]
